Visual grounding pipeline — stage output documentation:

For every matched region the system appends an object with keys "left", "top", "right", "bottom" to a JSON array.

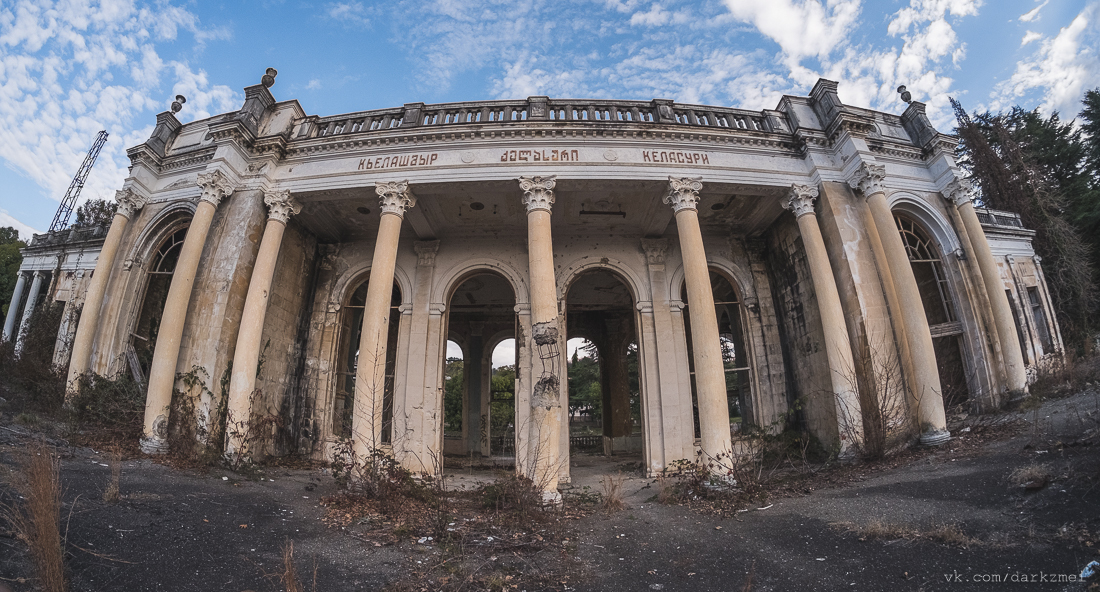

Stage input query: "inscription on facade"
[
  {"left": 501, "top": 149, "right": 580, "bottom": 162},
  {"left": 358, "top": 153, "right": 439, "bottom": 170},
  {"left": 643, "top": 151, "right": 710, "bottom": 164}
]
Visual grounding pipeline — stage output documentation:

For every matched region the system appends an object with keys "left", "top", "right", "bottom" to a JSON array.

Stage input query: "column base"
[
  {"left": 140, "top": 436, "right": 169, "bottom": 455},
  {"left": 541, "top": 490, "right": 563, "bottom": 506},
  {"left": 919, "top": 429, "right": 951, "bottom": 447}
]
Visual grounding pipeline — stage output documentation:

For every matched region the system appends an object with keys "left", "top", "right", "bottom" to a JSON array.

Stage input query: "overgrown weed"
[{"left": 1, "top": 441, "right": 66, "bottom": 592}]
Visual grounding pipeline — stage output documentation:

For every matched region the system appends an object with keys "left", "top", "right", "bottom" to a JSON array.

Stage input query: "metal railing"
[
  {"left": 28, "top": 223, "right": 109, "bottom": 247},
  {"left": 975, "top": 207, "right": 1024, "bottom": 229}
]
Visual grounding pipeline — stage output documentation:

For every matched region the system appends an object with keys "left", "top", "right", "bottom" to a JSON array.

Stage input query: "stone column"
[
  {"left": 785, "top": 185, "right": 862, "bottom": 452},
  {"left": 224, "top": 190, "right": 301, "bottom": 459},
  {"left": 2, "top": 272, "right": 27, "bottom": 342},
  {"left": 351, "top": 181, "right": 415, "bottom": 459},
  {"left": 14, "top": 271, "right": 44, "bottom": 354},
  {"left": 849, "top": 163, "right": 949, "bottom": 444},
  {"left": 142, "top": 171, "right": 234, "bottom": 454},
  {"left": 664, "top": 177, "right": 732, "bottom": 461},
  {"left": 66, "top": 189, "right": 147, "bottom": 391},
  {"left": 945, "top": 177, "right": 1029, "bottom": 394},
  {"left": 518, "top": 175, "right": 563, "bottom": 502},
  {"left": 465, "top": 329, "right": 485, "bottom": 456}
]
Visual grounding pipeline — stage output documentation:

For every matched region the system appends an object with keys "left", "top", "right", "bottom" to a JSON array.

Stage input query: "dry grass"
[
  {"left": 102, "top": 447, "right": 121, "bottom": 503},
  {"left": 2, "top": 441, "right": 66, "bottom": 592},
  {"left": 834, "top": 519, "right": 981, "bottom": 548},
  {"left": 599, "top": 473, "right": 626, "bottom": 513},
  {"left": 1008, "top": 463, "right": 1052, "bottom": 489}
]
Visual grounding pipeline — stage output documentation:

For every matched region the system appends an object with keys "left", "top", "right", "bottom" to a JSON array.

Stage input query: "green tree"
[
  {"left": 567, "top": 349, "right": 601, "bottom": 424},
  {"left": 952, "top": 98, "right": 1098, "bottom": 351},
  {"left": 73, "top": 198, "right": 117, "bottom": 228},
  {"left": 442, "top": 357, "right": 463, "bottom": 432},
  {"left": 0, "top": 227, "right": 26, "bottom": 318},
  {"left": 489, "top": 364, "right": 516, "bottom": 437}
]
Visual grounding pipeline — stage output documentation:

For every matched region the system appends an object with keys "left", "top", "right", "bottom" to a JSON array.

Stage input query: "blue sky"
[{"left": 0, "top": 0, "right": 1097, "bottom": 239}]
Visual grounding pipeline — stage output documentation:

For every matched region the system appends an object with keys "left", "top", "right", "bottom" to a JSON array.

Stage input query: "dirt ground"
[{"left": 2, "top": 387, "right": 1099, "bottom": 592}]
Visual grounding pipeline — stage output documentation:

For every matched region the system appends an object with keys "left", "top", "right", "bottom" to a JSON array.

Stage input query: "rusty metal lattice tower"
[{"left": 49, "top": 130, "right": 109, "bottom": 233}]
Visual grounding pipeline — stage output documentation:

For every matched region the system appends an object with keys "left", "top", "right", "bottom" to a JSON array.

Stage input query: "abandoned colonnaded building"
[{"left": 3, "top": 72, "right": 1064, "bottom": 494}]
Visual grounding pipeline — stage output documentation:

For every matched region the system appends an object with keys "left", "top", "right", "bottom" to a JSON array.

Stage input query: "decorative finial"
[
  {"left": 171, "top": 95, "right": 186, "bottom": 113},
  {"left": 261, "top": 68, "right": 278, "bottom": 88},
  {"left": 897, "top": 85, "right": 912, "bottom": 104}
]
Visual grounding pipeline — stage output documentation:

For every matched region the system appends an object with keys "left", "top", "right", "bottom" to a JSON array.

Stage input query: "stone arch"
[
  {"left": 557, "top": 255, "right": 648, "bottom": 305},
  {"left": 331, "top": 262, "right": 413, "bottom": 311},
  {"left": 433, "top": 258, "right": 529, "bottom": 310},
  {"left": 666, "top": 254, "right": 754, "bottom": 308}
]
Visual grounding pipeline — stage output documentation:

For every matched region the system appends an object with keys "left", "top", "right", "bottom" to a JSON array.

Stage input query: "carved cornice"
[
  {"left": 785, "top": 184, "right": 818, "bottom": 218},
  {"left": 518, "top": 175, "right": 556, "bottom": 213},
  {"left": 942, "top": 175, "right": 974, "bottom": 207},
  {"left": 115, "top": 189, "right": 148, "bottom": 220},
  {"left": 263, "top": 189, "right": 301, "bottom": 224},
  {"left": 376, "top": 180, "right": 417, "bottom": 216},
  {"left": 196, "top": 170, "right": 235, "bottom": 207},
  {"left": 663, "top": 176, "right": 703, "bottom": 213},
  {"left": 640, "top": 238, "right": 668, "bottom": 265},
  {"left": 847, "top": 162, "right": 887, "bottom": 197},
  {"left": 414, "top": 240, "right": 440, "bottom": 266}
]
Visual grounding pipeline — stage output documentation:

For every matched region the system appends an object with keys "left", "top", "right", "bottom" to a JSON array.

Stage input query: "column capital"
[
  {"left": 263, "top": 189, "right": 302, "bottom": 224},
  {"left": 847, "top": 162, "right": 887, "bottom": 197},
  {"left": 414, "top": 240, "right": 440, "bottom": 266},
  {"left": 196, "top": 170, "right": 234, "bottom": 207},
  {"left": 115, "top": 188, "right": 148, "bottom": 220},
  {"left": 376, "top": 180, "right": 417, "bottom": 216},
  {"left": 640, "top": 238, "right": 668, "bottom": 265},
  {"left": 785, "top": 184, "right": 819, "bottom": 218},
  {"left": 942, "top": 175, "right": 974, "bottom": 207},
  {"left": 663, "top": 176, "right": 703, "bottom": 213},
  {"left": 518, "top": 175, "right": 556, "bottom": 213}
]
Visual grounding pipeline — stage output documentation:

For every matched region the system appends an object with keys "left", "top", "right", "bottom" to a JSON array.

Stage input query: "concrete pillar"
[
  {"left": 395, "top": 240, "right": 440, "bottom": 473},
  {"left": 518, "top": 175, "right": 563, "bottom": 502},
  {"left": 785, "top": 185, "right": 862, "bottom": 453},
  {"left": 66, "top": 189, "right": 147, "bottom": 392},
  {"left": 14, "top": 271, "right": 44, "bottom": 354},
  {"left": 142, "top": 171, "right": 234, "bottom": 454},
  {"left": 465, "top": 330, "right": 485, "bottom": 455},
  {"left": 945, "top": 177, "right": 1029, "bottom": 394},
  {"left": 664, "top": 177, "right": 732, "bottom": 461},
  {"left": 849, "top": 163, "right": 949, "bottom": 444},
  {"left": 3, "top": 272, "right": 27, "bottom": 342},
  {"left": 224, "top": 190, "right": 301, "bottom": 459},
  {"left": 351, "top": 180, "right": 415, "bottom": 459},
  {"left": 603, "top": 319, "right": 633, "bottom": 439}
]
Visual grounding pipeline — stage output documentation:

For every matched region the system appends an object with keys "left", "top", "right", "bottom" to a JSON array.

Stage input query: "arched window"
[
  {"left": 131, "top": 227, "right": 189, "bottom": 378},
  {"left": 333, "top": 278, "right": 402, "bottom": 441},
  {"left": 681, "top": 270, "right": 753, "bottom": 437}
]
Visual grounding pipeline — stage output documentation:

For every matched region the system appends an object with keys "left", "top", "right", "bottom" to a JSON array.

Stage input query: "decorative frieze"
[
  {"left": 847, "top": 162, "right": 887, "bottom": 196},
  {"left": 518, "top": 175, "right": 556, "bottom": 213},
  {"left": 196, "top": 170, "right": 235, "bottom": 207},
  {"left": 263, "top": 189, "right": 302, "bottom": 224},
  {"left": 376, "top": 180, "right": 417, "bottom": 216},
  {"left": 414, "top": 240, "right": 441, "bottom": 267},
  {"left": 784, "top": 184, "right": 819, "bottom": 218},
  {"left": 663, "top": 176, "right": 703, "bottom": 213},
  {"left": 640, "top": 238, "right": 668, "bottom": 266}
]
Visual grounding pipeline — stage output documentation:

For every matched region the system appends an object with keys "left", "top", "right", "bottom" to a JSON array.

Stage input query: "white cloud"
[
  {"left": 306, "top": 79, "right": 322, "bottom": 90},
  {"left": 1021, "top": 30, "right": 1042, "bottom": 46},
  {"left": 0, "top": 0, "right": 236, "bottom": 213},
  {"left": 991, "top": 5, "right": 1099, "bottom": 117},
  {"left": 0, "top": 209, "right": 40, "bottom": 241},
  {"left": 326, "top": 2, "right": 372, "bottom": 26},
  {"left": 1019, "top": 0, "right": 1048, "bottom": 23},
  {"left": 722, "top": 0, "right": 863, "bottom": 65}
]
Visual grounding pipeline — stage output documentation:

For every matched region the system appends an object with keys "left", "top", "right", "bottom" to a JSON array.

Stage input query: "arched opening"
[
  {"left": 895, "top": 214, "right": 970, "bottom": 408},
  {"left": 565, "top": 269, "right": 640, "bottom": 456},
  {"left": 333, "top": 277, "right": 402, "bottom": 441},
  {"left": 131, "top": 227, "right": 188, "bottom": 380},
  {"left": 443, "top": 271, "right": 517, "bottom": 461},
  {"left": 681, "top": 269, "right": 752, "bottom": 439}
]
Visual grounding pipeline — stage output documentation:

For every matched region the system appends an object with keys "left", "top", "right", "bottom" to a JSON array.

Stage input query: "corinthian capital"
[
  {"left": 115, "top": 188, "right": 147, "bottom": 220},
  {"left": 942, "top": 175, "right": 974, "bottom": 207},
  {"left": 376, "top": 180, "right": 417, "bottom": 217},
  {"left": 518, "top": 176, "right": 556, "bottom": 213},
  {"left": 664, "top": 176, "right": 703, "bottom": 213},
  {"left": 640, "top": 238, "right": 668, "bottom": 265},
  {"left": 196, "top": 170, "right": 234, "bottom": 207},
  {"left": 264, "top": 189, "right": 301, "bottom": 224},
  {"left": 785, "top": 184, "right": 819, "bottom": 218},
  {"left": 847, "top": 162, "right": 887, "bottom": 197}
]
